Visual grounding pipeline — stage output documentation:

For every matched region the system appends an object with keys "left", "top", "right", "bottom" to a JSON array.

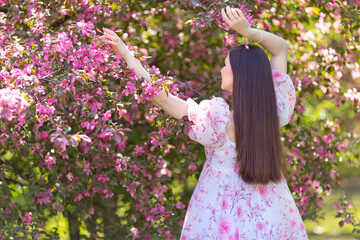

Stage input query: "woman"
[{"left": 101, "top": 6, "right": 308, "bottom": 240}]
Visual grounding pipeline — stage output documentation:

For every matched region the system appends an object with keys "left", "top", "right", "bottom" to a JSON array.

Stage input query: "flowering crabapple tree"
[{"left": 0, "top": 0, "right": 360, "bottom": 239}]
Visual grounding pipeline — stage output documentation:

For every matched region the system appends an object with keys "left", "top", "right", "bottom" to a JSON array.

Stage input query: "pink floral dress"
[{"left": 181, "top": 70, "right": 308, "bottom": 240}]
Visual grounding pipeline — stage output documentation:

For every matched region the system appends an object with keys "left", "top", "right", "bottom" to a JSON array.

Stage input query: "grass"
[
  {"left": 304, "top": 163, "right": 360, "bottom": 240},
  {"left": 30, "top": 163, "right": 360, "bottom": 239}
]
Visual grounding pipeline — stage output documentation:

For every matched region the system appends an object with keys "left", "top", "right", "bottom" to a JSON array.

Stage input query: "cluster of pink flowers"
[
  {"left": 76, "top": 20, "right": 95, "bottom": 38},
  {"left": 36, "top": 102, "right": 55, "bottom": 116},
  {"left": 0, "top": 87, "right": 29, "bottom": 124},
  {"left": 36, "top": 189, "right": 53, "bottom": 206},
  {"left": 21, "top": 212, "right": 33, "bottom": 224},
  {"left": 344, "top": 88, "right": 360, "bottom": 105},
  {"left": 0, "top": 0, "right": 359, "bottom": 238},
  {"left": 44, "top": 152, "right": 57, "bottom": 170}
]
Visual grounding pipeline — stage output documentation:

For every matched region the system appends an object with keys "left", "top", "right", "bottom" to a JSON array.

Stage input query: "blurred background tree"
[{"left": 0, "top": 0, "right": 359, "bottom": 239}]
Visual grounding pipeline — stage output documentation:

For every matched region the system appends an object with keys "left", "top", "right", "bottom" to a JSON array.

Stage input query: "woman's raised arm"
[
  {"left": 221, "top": 6, "right": 288, "bottom": 73},
  {"left": 100, "top": 28, "right": 188, "bottom": 120}
]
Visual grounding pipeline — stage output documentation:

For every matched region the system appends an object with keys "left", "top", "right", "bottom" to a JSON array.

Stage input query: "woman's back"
[{"left": 180, "top": 69, "right": 307, "bottom": 239}]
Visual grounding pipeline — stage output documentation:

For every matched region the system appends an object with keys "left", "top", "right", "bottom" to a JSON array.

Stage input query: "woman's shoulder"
[
  {"left": 186, "top": 96, "right": 230, "bottom": 127},
  {"left": 271, "top": 69, "right": 292, "bottom": 83},
  {"left": 187, "top": 96, "right": 229, "bottom": 108}
]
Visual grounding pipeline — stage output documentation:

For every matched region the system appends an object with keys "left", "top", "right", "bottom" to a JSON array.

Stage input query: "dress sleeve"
[
  {"left": 272, "top": 69, "right": 296, "bottom": 127},
  {"left": 186, "top": 97, "right": 230, "bottom": 147}
]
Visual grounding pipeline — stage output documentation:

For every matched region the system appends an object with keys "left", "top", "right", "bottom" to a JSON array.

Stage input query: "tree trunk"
[{"left": 67, "top": 210, "right": 80, "bottom": 240}]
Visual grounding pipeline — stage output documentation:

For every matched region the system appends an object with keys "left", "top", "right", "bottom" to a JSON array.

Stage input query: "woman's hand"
[
  {"left": 221, "top": 6, "right": 252, "bottom": 38},
  {"left": 99, "top": 28, "right": 131, "bottom": 58}
]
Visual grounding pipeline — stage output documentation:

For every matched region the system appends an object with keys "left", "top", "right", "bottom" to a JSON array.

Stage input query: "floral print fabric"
[{"left": 180, "top": 70, "right": 308, "bottom": 239}]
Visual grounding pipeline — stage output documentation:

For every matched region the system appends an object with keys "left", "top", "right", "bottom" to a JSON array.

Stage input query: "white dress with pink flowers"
[{"left": 180, "top": 70, "right": 308, "bottom": 240}]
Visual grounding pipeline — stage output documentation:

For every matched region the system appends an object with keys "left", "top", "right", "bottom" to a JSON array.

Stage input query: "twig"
[
  {"left": 196, "top": 77, "right": 220, "bottom": 91},
  {"left": 37, "top": 64, "right": 79, "bottom": 104},
  {"left": 50, "top": 15, "right": 72, "bottom": 29},
  {"left": 38, "top": 63, "right": 69, "bottom": 80},
  {"left": 105, "top": 62, "right": 121, "bottom": 73},
  {"left": 38, "top": 78, "right": 79, "bottom": 104},
  {"left": 240, "top": 0, "right": 246, "bottom": 11},
  {"left": 171, "top": 77, "right": 205, "bottom": 99}
]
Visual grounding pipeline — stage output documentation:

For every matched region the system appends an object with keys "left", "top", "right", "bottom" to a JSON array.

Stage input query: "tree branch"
[
  {"left": 50, "top": 15, "right": 71, "bottom": 29},
  {"left": 171, "top": 77, "right": 205, "bottom": 99},
  {"left": 196, "top": 77, "right": 219, "bottom": 91},
  {"left": 37, "top": 64, "right": 80, "bottom": 104},
  {"left": 0, "top": 6, "right": 9, "bottom": 13}
]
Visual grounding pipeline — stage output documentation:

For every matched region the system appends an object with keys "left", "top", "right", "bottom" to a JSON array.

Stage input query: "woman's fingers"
[
  {"left": 221, "top": 8, "right": 232, "bottom": 25},
  {"left": 102, "top": 28, "right": 116, "bottom": 35},
  {"left": 226, "top": 6, "right": 236, "bottom": 22},
  {"left": 234, "top": 8, "right": 245, "bottom": 19},
  {"left": 221, "top": 8, "right": 227, "bottom": 19},
  {"left": 104, "top": 33, "right": 116, "bottom": 40},
  {"left": 104, "top": 33, "right": 124, "bottom": 45},
  {"left": 231, "top": 8, "right": 239, "bottom": 18}
]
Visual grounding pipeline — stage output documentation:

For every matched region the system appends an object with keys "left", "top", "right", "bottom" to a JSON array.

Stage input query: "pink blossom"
[
  {"left": 44, "top": 152, "right": 56, "bottom": 170},
  {"left": 176, "top": 201, "right": 185, "bottom": 209},
  {"left": 66, "top": 172, "right": 74, "bottom": 181},
  {"left": 145, "top": 212, "right": 154, "bottom": 222},
  {"left": 83, "top": 161, "right": 91, "bottom": 175},
  {"left": 131, "top": 227, "right": 140, "bottom": 239},
  {"left": 0, "top": 87, "right": 29, "bottom": 123},
  {"left": 97, "top": 174, "right": 110, "bottom": 183},
  {"left": 315, "top": 146, "right": 327, "bottom": 158},
  {"left": 316, "top": 199, "right": 323, "bottom": 206},
  {"left": 37, "top": 188, "right": 52, "bottom": 205},
  {"left": 329, "top": 170, "right": 336, "bottom": 178},
  {"left": 52, "top": 136, "right": 69, "bottom": 152},
  {"left": 22, "top": 212, "right": 33, "bottom": 224},
  {"left": 102, "top": 189, "right": 114, "bottom": 199},
  {"left": 76, "top": 20, "right": 95, "bottom": 37},
  {"left": 127, "top": 182, "right": 140, "bottom": 196},
  {"left": 134, "top": 145, "right": 146, "bottom": 155},
  {"left": 73, "top": 193, "right": 83, "bottom": 202},
  {"left": 165, "top": 231, "right": 171, "bottom": 237},
  {"left": 36, "top": 103, "right": 55, "bottom": 118},
  {"left": 37, "top": 131, "right": 49, "bottom": 140},
  {"left": 322, "top": 133, "right": 334, "bottom": 144},
  {"left": 115, "top": 165, "right": 122, "bottom": 173},
  {"left": 187, "top": 164, "right": 197, "bottom": 171},
  {"left": 345, "top": 216, "right": 352, "bottom": 223},
  {"left": 130, "top": 164, "right": 140, "bottom": 174},
  {"left": 102, "top": 110, "right": 112, "bottom": 122},
  {"left": 78, "top": 134, "right": 92, "bottom": 143},
  {"left": 34, "top": 233, "right": 41, "bottom": 239}
]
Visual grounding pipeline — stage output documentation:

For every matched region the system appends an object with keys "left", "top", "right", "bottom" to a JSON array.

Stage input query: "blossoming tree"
[{"left": 0, "top": 0, "right": 359, "bottom": 239}]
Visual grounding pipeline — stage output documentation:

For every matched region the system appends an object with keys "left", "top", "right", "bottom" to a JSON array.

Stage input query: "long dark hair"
[{"left": 229, "top": 45, "right": 284, "bottom": 185}]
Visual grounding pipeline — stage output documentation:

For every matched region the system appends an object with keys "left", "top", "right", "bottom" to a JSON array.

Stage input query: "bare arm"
[
  {"left": 100, "top": 28, "right": 188, "bottom": 120},
  {"left": 221, "top": 6, "right": 288, "bottom": 73}
]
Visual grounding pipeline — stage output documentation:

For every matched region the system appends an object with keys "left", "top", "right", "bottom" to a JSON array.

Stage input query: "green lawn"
[
  {"left": 305, "top": 164, "right": 360, "bottom": 240},
  {"left": 39, "top": 164, "right": 360, "bottom": 239}
]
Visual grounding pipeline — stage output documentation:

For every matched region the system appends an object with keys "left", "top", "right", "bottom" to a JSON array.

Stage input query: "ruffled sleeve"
[
  {"left": 272, "top": 69, "right": 296, "bottom": 127},
  {"left": 186, "top": 97, "right": 230, "bottom": 147}
]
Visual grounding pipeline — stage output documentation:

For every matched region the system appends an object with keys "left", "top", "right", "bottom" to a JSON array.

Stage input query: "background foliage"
[{"left": 0, "top": 0, "right": 360, "bottom": 239}]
